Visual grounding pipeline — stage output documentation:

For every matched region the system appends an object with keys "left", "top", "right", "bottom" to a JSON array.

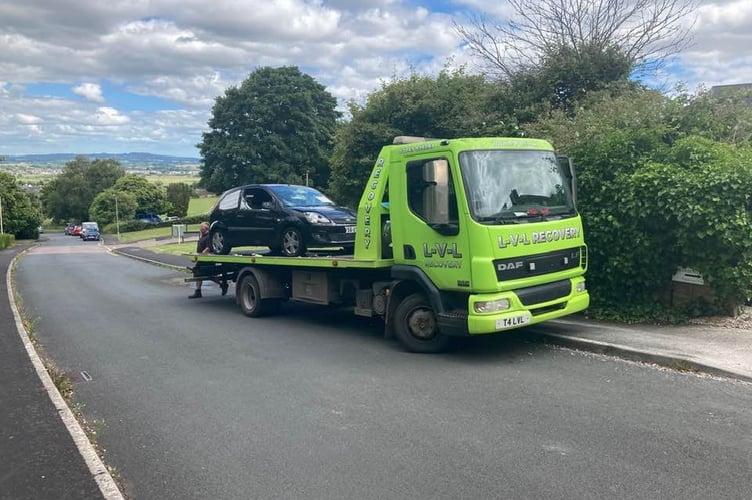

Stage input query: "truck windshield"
[{"left": 459, "top": 149, "right": 576, "bottom": 224}]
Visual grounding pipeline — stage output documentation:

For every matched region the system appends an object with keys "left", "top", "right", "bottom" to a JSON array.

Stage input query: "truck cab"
[{"left": 353, "top": 137, "right": 589, "bottom": 350}]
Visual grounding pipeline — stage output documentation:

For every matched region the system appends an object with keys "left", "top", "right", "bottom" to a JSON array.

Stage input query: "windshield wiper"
[
  {"left": 478, "top": 207, "right": 575, "bottom": 224},
  {"left": 477, "top": 212, "right": 529, "bottom": 224}
]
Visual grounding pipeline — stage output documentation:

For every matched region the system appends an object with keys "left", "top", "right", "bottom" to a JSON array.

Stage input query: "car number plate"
[
  {"left": 496, "top": 314, "right": 531, "bottom": 329},
  {"left": 345, "top": 226, "right": 356, "bottom": 233}
]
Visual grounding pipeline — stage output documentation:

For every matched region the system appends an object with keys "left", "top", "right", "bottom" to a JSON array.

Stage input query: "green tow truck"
[{"left": 191, "top": 136, "right": 590, "bottom": 352}]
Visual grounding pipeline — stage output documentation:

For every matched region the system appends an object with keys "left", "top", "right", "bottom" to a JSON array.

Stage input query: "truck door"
[{"left": 396, "top": 157, "right": 471, "bottom": 291}]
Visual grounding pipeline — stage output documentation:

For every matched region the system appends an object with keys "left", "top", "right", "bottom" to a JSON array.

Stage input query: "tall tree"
[
  {"left": 0, "top": 172, "right": 42, "bottom": 238},
  {"left": 165, "top": 182, "right": 194, "bottom": 217},
  {"left": 111, "top": 174, "right": 167, "bottom": 214},
  {"left": 89, "top": 188, "right": 138, "bottom": 225},
  {"left": 198, "top": 66, "right": 341, "bottom": 194},
  {"left": 329, "top": 68, "right": 500, "bottom": 207},
  {"left": 455, "top": 0, "right": 698, "bottom": 80},
  {"left": 40, "top": 156, "right": 124, "bottom": 222}
]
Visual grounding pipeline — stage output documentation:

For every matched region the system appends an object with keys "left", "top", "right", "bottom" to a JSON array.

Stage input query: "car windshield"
[
  {"left": 459, "top": 149, "right": 576, "bottom": 224},
  {"left": 269, "top": 185, "right": 335, "bottom": 207}
]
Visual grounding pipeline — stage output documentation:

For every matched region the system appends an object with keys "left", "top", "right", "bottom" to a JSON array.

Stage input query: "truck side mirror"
[{"left": 423, "top": 159, "right": 459, "bottom": 236}]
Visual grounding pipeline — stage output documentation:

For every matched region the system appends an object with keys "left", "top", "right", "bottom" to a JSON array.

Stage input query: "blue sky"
[{"left": 1, "top": 0, "right": 750, "bottom": 158}]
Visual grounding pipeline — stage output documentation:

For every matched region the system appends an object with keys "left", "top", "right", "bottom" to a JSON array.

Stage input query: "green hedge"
[
  {"left": 102, "top": 214, "right": 209, "bottom": 235},
  {"left": 529, "top": 88, "right": 752, "bottom": 320},
  {"left": 0, "top": 234, "right": 15, "bottom": 249}
]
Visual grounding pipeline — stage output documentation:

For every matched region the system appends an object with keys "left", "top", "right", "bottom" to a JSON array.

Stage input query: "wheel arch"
[
  {"left": 385, "top": 265, "right": 469, "bottom": 338},
  {"left": 235, "top": 266, "right": 287, "bottom": 304}
]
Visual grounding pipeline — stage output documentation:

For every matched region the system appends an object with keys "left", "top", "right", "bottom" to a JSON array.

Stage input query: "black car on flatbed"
[{"left": 209, "top": 184, "right": 357, "bottom": 257}]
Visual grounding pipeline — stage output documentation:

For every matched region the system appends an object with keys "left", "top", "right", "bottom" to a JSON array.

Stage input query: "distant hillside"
[{"left": 3, "top": 152, "right": 199, "bottom": 168}]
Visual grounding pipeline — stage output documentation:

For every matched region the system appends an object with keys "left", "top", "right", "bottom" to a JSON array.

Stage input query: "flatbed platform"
[{"left": 188, "top": 249, "right": 393, "bottom": 269}]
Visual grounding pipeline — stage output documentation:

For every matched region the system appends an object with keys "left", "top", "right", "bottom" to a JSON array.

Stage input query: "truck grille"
[
  {"left": 494, "top": 247, "right": 583, "bottom": 282},
  {"left": 515, "top": 280, "right": 572, "bottom": 306}
]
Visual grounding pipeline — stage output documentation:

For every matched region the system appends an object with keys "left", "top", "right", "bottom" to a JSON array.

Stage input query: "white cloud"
[
  {"left": 0, "top": 0, "right": 751, "bottom": 156},
  {"left": 16, "top": 113, "right": 41, "bottom": 124},
  {"left": 93, "top": 106, "right": 130, "bottom": 125},
  {"left": 73, "top": 82, "right": 104, "bottom": 102}
]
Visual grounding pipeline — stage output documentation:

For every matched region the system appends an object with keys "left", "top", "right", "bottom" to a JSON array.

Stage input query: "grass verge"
[{"left": 114, "top": 224, "right": 201, "bottom": 243}]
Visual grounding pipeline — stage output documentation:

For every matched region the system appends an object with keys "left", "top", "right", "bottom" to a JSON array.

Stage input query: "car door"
[
  {"left": 243, "top": 187, "right": 278, "bottom": 245},
  {"left": 213, "top": 188, "right": 242, "bottom": 243}
]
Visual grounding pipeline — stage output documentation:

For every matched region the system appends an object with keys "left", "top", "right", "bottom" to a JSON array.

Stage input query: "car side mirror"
[{"left": 261, "top": 201, "right": 273, "bottom": 210}]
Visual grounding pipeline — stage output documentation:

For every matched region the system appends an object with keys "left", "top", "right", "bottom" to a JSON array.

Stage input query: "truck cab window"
[{"left": 406, "top": 159, "right": 459, "bottom": 225}]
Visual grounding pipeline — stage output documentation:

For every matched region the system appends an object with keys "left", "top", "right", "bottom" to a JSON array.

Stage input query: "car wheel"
[
  {"left": 393, "top": 293, "right": 452, "bottom": 353},
  {"left": 280, "top": 227, "right": 305, "bottom": 257},
  {"left": 237, "top": 273, "right": 279, "bottom": 317},
  {"left": 211, "top": 228, "right": 231, "bottom": 255}
]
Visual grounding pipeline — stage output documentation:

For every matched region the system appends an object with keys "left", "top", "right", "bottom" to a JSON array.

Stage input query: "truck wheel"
[
  {"left": 211, "top": 228, "right": 231, "bottom": 255},
  {"left": 393, "top": 293, "right": 451, "bottom": 353},
  {"left": 280, "top": 227, "right": 305, "bottom": 257},
  {"left": 238, "top": 274, "right": 268, "bottom": 317}
]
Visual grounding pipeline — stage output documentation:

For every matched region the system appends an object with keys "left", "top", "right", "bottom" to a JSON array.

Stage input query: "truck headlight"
[
  {"left": 304, "top": 212, "right": 332, "bottom": 225},
  {"left": 576, "top": 281, "right": 586, "bottom": 293},
  {"left": 474, "top": 298, "right": 511, "bottom": 314}
]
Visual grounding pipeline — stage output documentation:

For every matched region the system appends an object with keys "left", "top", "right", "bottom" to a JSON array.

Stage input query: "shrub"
[{"left": 0, "top": 234, "right": 15, "bottom": 249}]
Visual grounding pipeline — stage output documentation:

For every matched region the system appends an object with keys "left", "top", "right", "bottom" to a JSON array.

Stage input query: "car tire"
[
  {"left": 280, "top": 227, "right": 305, "bottom": 257},
  {"left": 393, "top": 293, "right": 452, "bottom": 353},
  {"left": 237, "top": 273, "right": 279, "bottom": 317},
  {"left": 211, "top": 228, "right": 231, "bottom": 255}
]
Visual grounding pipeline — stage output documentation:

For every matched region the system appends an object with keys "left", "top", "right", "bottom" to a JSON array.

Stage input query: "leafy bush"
[
  {"left": 0, "top": 234, "right": 14, "bottom": 249},
  {"left": 529, "top": 88, "right": 752, "bottom": 319},
  {"left": 627, "top": 138, "right": 752, "bottom": 307}
]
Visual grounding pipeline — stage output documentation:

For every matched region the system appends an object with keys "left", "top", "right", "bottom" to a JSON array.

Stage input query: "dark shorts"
[{"left": 192, "top": 261, "right": 216, "bottom": 278}]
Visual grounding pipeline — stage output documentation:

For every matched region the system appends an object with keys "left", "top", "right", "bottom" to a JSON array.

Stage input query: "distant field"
[
  {"left": 8, "top": 171, "right": 200, "bottom": 185},
  {"left": 188, "top": 196, "right": 217, "bottom": 216},
  {"left": 143, "top": 175, "right": 200, "bottom": 185}
]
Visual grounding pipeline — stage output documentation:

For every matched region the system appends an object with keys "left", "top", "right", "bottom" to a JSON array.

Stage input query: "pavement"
[
  {"left": 107, "top": 236, "right": 752, "bottom": 383},
  {"left": 2, "top": 237, "right": 751, "bottom": 498}
]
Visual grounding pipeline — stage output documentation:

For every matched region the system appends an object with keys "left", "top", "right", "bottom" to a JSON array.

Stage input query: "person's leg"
[{"left": 189, "top": 280, "right": 203, "bottom": 298}]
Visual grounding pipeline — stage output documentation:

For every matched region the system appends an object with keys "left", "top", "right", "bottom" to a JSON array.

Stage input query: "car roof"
[{"left": 226, "top": 183, "right": 311, "bottom": 191}]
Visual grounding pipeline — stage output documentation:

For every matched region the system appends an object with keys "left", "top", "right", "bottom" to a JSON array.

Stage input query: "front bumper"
[
  {"left": 466, "top": 277, "right": 589, "bottom": 335},
  {"left": 310, "top": 226, "right": 356, "bottom": 245}
]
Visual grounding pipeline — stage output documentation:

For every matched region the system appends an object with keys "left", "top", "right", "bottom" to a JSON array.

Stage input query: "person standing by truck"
[{"left": 189, "top": 222, "right": 214, "bottom": 298}]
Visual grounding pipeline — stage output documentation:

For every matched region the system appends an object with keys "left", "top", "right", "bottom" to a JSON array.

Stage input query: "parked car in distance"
[
  {"left": 135, "top": 211, "right": 163, "bottom": 224},
  {"left": 81, "top": 222, "right": 100, "bottom": 241},
  {"left": 71, "top": 225, "right": 83, "bottom": 237},
  {"left": 64, "top": 222, "right": 76, "bottom": 235},
  {"left": 209, "top": 184, "right": 357, "bottom": 257}
]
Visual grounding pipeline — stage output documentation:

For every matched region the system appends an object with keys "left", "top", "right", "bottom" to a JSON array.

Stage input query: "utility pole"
[
  {"left": 0, "top": 196, "right": 4, "bottom": 234},
  {"left": 115, "top": 196, "right": 120, "bottom": 241}
]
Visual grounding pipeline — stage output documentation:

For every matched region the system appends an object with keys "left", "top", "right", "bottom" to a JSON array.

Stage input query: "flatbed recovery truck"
[{"left": 190, "top": 136, "right": 589, "bottom": 352}]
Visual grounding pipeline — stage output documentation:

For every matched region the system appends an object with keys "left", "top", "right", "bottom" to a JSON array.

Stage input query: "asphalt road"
[{"left": 16, "top": 234, "right": 752, "bottom": 499}]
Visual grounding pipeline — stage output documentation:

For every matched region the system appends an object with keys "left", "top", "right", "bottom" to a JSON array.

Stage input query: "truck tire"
[
  {"left": 238, "top": 274, "right": 272, "bottom": 317},
  {"left": 211, "top": 228, "right": 231, "bottom": 255},
  {"left": 393, "top": 293, "right": 451, "bottom": 353},
  {"left": 280, "top": 227, "right": 305, "bottom": 257}
]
